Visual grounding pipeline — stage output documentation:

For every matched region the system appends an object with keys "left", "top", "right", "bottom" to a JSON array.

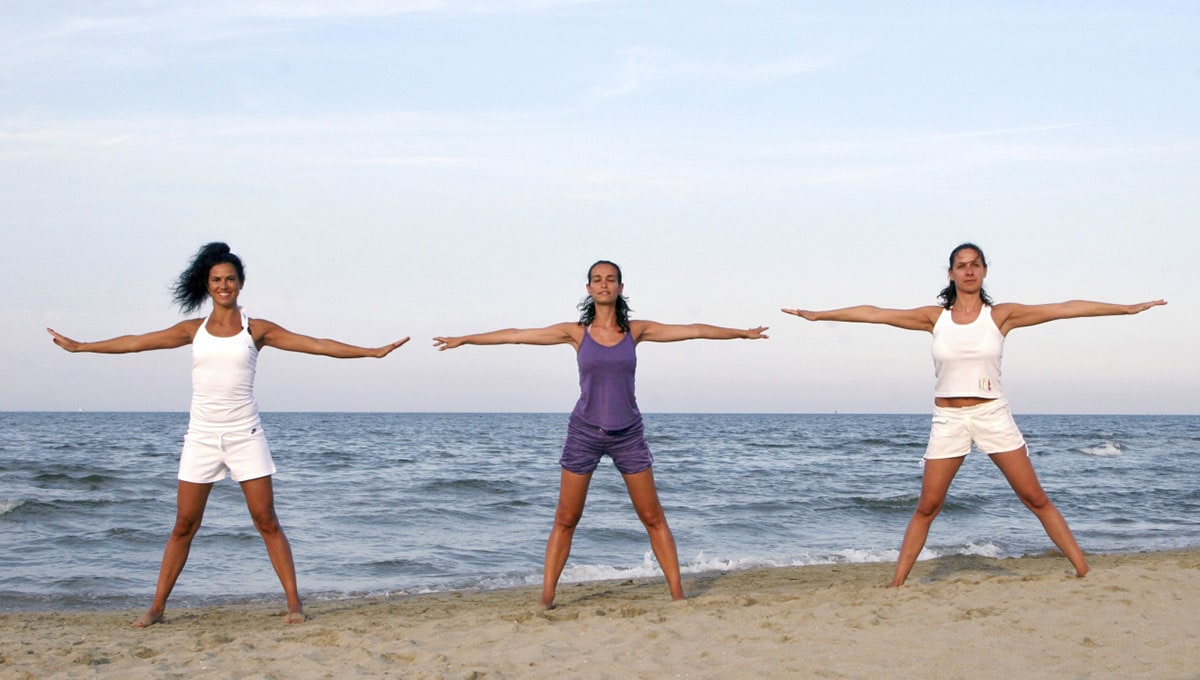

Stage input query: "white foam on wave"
[
  {"left": 561, "top": 548, "right": 908, "bottom": 584},
  {"left": 920, "top": 541, "right": 1003, "bottom": 560},
  {"left": 683, "top": 548, "right": 904, "bottom": 571},
  {"left": 558, "top": 544, "right": 1010, "bottom": 584},
  {"left": 520, "top": 543, "right": 993, "bottom": 589},
  {"left": 0, "top": 499, "right": 26, "bottom": 517},
  {"left": 1077, "top": 441, "right": 1124, "bottom": 457},
  {"left": 476, "top": 573, "right": 542, "bottom": 590},
  {"left": 303, "top": 540, "right": 1020, "bottom": 602},
  {"left": 558, "top": 551, "right": 667, "bottom": 584}
]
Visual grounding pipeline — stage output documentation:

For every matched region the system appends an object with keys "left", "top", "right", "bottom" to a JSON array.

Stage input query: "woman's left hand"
[{"left": 372, "top": 338, "right": 410, "bottom": 358}]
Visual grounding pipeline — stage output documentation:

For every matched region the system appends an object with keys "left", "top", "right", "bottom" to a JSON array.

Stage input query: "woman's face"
[
  {"left": 586, "top": 262, "right": 623, "bottom": 303},
  {"left": 207, "top": 262, "right": 243, "bottom": 307},
  {"left": 948, "top": 248, "right": 987, "bottom": 294}
]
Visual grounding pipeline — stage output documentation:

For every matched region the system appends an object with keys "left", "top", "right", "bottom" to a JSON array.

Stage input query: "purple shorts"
[{"left": 560, "top": 415, "right": 653, "bottom": 475}]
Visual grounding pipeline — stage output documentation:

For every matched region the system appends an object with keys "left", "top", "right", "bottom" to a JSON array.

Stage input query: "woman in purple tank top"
[
  {"left": 435, "top": 260, "right": 768, "bottom": 608},
  {"left": 48, "top": 242, "right": 409, "bottom": 627}
]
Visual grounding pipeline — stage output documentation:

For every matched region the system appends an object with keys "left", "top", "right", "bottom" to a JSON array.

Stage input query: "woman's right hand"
[
  {"left": 45, "top": 321, "right": 196, "bottom": 354},
  {"left": 46, "top": 328, "right": 83, "bottom": 352}
]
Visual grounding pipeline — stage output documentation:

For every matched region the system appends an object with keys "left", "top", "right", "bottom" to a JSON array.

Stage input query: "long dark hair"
[
  {"left": 577, "top": 260, "right": 632, "bottom": 333},
  {"left": 172, "top": 242, "right": 245, "bottom": 314},
  {"left": 937, "top": 242, "right": 993, "bottom": 310}
]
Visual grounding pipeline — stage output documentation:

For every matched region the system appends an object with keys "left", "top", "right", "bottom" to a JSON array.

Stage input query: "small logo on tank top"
[{"left": 978, "top": 378, "right": 993, "bottom": 392}]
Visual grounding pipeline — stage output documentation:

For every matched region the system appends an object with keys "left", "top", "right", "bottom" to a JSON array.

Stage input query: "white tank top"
[
  {"left": 189, "top": 311, "right": 261, "bottom": 432},
  {"left": 930, "top": 306, "right": 1005, "bottom": 399}
]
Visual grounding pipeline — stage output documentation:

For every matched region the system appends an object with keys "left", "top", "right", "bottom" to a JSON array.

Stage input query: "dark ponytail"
[{"left": 172, "top": 242, "right": 245, "bottom": 314}]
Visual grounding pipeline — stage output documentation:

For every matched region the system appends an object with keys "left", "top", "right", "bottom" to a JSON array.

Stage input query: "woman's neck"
[
  {"left": 208, "top": 303, "right": 240, "bottom": 320},
  {"left": 590, "top": 305, "right": 620, "bottom": 330},
  {"left": 952, "top": 293, "right": 983, "bottom": 313}
]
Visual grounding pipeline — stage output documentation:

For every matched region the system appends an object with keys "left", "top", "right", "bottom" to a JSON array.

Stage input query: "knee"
[
  {"left": 250, "top": 509, "right": 282, "bottom": 536},
  {"left": 913, "top": 498, "right": 944, "bottom": 519},
  {"left": 169, "top": 514, "right": 203, "bottom": 539},
  {"left": 553, "top": 508, "right": 583, "bottom": 531},
  {"left": 1020, "top": 490, "right": 1051, "bottom": 511},
  {"left": 636, "top": 503, "right": 667, "bottom": 529}
]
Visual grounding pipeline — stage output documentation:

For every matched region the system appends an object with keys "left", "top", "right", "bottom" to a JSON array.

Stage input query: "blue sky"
[{"left": 3, "top": 1, "right": 1196, "bottom": 414}]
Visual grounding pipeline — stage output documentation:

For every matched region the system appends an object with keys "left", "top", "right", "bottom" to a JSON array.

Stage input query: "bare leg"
[
  {"left": 989, "top": 447, "right": 1089, "bottom": 578},
  {"left": 541, "top": 468, "right": 593, "bottom": 609},
  {"left": 622, "top": 467, "right": 685, "bottom": 601},
  {"left": 134, "top": 480, "right": 214, "bottom": 627},
  {"left": 892, "top": 457, "right": 965, "bottom": 587},
  {"left": 240, "top": 476, "right": 305, "bottom": 622}
]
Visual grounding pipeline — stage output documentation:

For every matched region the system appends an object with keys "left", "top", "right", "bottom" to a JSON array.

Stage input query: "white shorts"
[
  {"left": 924, "top": 398, "right": 1027, "bottom": 461},
  {"left": 178, "top": 427, "right": 276, "bottom": 483}
]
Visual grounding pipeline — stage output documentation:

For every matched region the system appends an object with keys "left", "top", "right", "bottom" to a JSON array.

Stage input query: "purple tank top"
[{"left": 570, "top": 329, "right": 641, "bottom": 431}]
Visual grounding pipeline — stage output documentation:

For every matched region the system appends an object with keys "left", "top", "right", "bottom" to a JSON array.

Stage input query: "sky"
[{"left": 2, "top": 1, "right": 1196, "bottom": 415}]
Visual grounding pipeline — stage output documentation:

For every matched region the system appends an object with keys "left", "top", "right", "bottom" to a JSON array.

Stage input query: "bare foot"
[
  {"left": 536, "top": 599, "right": 556, "bottom": 611},
  {"left": 132, "top": 610, "right": 165, "bottom": 628},
  {"left": 284, "top": 609, "right": 307, "bottom": 624}
]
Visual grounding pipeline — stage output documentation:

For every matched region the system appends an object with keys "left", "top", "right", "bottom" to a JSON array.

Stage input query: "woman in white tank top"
[
  {"left": 782, "top": 243, "right": 1164, "bottom": 586},
  {"left": 48, "top": 242, "right": 409, "bottom": 627}
]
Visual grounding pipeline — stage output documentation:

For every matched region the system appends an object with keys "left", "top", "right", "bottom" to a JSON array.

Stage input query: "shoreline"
[{"left": 3, "top": 549, "right": 1198, "bottom": 679}]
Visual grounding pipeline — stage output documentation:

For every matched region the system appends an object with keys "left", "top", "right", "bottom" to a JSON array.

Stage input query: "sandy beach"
[{"left": 2, "top": 550, "right": 1197, "bottom": 679}]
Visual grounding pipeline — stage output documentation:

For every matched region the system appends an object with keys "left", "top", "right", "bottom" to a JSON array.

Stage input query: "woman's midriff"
[{"left": 934, "top": 396, "right": 996, "bottom": 408}]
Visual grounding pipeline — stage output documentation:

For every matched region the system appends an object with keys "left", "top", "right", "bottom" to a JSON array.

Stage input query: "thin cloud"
[
  {"left": 586, "top": 47, "right": 846, "bottom": 100},
  {"left": 231, "top": 0, "right": 602, "bottom": 19},
  {"left": 0, "top": 0, "right": 604, "bottom": 72},
  {"left": 344, "top": 155, "right": 470, "bottom": 166}
]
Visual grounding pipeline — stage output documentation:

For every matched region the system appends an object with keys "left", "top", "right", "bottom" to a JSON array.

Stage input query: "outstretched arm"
[
  {"left": 995, "top": 299, "right": 1166, "bottom": 334},
  {"left": 632, "top": 321, "right": 769, "bottom": 343},
  {"left": 433, "top": 323, "right": 581, "bottom": 351},
  {"left": 781, "top": 305, "right": 941, "bottom": 332},
  {"left": 254, "top": 319, "right": 409, "bottom": 358},
  {"left": 47, "top": 321, "right": 197, "bottom": 354}
]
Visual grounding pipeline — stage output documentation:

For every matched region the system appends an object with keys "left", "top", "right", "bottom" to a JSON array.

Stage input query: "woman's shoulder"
[
  {"left": 549, "top": 321, "right": 586, "bottom": 344},
  {"left": 987, "top": 302, "right": 1017, "bottom": 319},
  {"left": 922, "top": 306, "right": 948, "bottom": 323},
  {"left": 242, "top": 316, "right": 283, "bottom": 342},
  {"left": 177, "top": 317, "right": 205, "bottom": 333}
]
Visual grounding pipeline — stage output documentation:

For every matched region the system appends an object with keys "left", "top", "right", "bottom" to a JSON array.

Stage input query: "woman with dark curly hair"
[
  {"left": 435, "top": 260, "right": 768, "bottom": 608},
  {"left": 48, "top": 242, "right": 408, "bottom": 626},
  {"left": 783, "top": 242, "right": 1165, "bottom": 586}
]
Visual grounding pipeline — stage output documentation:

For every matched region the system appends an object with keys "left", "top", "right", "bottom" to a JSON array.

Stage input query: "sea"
[{"left": 1, "top": 411, "right": 1197, "bottom": 612}]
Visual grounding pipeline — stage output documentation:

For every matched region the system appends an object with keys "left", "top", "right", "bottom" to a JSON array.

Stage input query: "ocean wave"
[
  {"left": 363, "top": 557, "right": 437, "bottom": 570},
  {"left": 8, "top": 497, "right": 128, "bottom": 515},
  {"left": 830, "top": 494, "right": 980, "bottom": 513},
  {"left": 560, "top": 549, "right": 909, "bottom": 581},
  {"left": 838, "top": 495, "right": 918, "bottom": 511},
  {"left": 681, "top": 549, "right": 903, "bottom": 570},
  {"left": 1076, "top": 441, "right": 1124, "bottom": 457},
  {"left": 30, "top": 471, "right": 115, "bottom": 488},
  {"left": 920, "top": 541, "right": 1003, "bottom": 560},
  {"left": 557, "top": 551, "right": 673, "bottom": 584},
  {"left": 423, "top": 478, "right": 520, "bottom": 494}
]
